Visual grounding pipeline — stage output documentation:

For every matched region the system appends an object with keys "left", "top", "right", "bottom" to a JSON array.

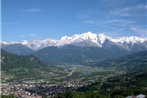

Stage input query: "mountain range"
[
  {"left": 1, "top": 32, "right": 147, "bottom": 65},
  {"left": 1, "top": 32, "right": 147, "bottom": 50}
]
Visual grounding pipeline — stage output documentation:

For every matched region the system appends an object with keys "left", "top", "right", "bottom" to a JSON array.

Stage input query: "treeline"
[
  {"left": 52, "top": 91, "right": 111, "bottom": 98},
  {"left": 1, "top": 95, "right": 14, "bottom": 98},
  {"left": 52, "top": 88, "right": 147, "bottom": 98}
]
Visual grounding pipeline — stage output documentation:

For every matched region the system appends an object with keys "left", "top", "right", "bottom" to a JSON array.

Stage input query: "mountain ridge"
[{"left": 1, "top": 32, "right": 147, "bottom": 50}]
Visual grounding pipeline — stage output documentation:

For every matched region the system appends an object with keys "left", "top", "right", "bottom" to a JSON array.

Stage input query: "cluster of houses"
[
  {"left": 1, "top": 83, "right": 42, "bottom": 98},
  {"left": 126, "top": 94, "right": 146, "bottom": 98},
  {"left": 1, "top": 81, "right": 83, "bottom": 98}
]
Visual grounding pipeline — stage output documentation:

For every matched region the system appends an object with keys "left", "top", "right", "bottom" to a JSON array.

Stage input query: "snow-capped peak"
[
  {"left": 1, "top": 32, "right": 147, "bottom": 50},
  {"left": 21, "top": 40, "right": 29, "bottom": 45},
  {"left": 59, "top": 32, "right": 98, "bottom": 46},
  {"left": 73, "top": 32, "right": 98, "bottom": 42},
  {"left": 112, "top": 36, "right": 146, "bottom": 44},
  {"left": 80, "top": 32, "right": 97, "bottom": 38},
  {"left": 97, "top": 33, "right": 110, "bottom": 44}
]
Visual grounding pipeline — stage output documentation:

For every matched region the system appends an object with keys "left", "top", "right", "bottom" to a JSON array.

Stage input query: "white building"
[{"left": 136, "top": 94, "right": 146, "bottom": 98}]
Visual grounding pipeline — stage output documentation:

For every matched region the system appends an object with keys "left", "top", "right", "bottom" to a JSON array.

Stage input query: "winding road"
[{"left": 68, "top": 67, "right": 76, "bottom": 76}]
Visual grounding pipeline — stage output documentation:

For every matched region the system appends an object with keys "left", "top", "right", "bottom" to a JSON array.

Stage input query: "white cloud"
[
  {"left": 84, "top": 20, "right": 95, "bottom": 24},
  {"left": 24, "top": 8, "right": 43, "bottom": 13},
  {"left": 130, "top": 27, "right": 147, "bottom": 34},
  {"left": 107, "top": 19, "right": 136, "bottom": 25},
  {"left": 84, "top": 20, "right": 115, "bottom": 29},
  {"left": 109, "top": 4, "right": 147, "bottom": 17},
  {"left": 20, "top": 33, "right": 40, "bottom": 38},
  {"left": 84, "top": 19, "right": 136, "bottom": 28},
  {"left": 136, "top": 4, "right": 147, "bottom": 9},
  {"left": 145, "top": 5, "right": 147, "bottom": 9}
]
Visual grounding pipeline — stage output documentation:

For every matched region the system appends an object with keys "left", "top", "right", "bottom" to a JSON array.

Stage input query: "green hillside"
[
  {"left": 79, "top": 51, "right": 147, "bottom": 92},
  {"left": 34, "top": 45, "right": 129, "bottom": 65},
  {"left": 94, "top": 51, "right": 147, "bottom": 71},
  {"left": 1, "top": 49, "right": 67, "bottom": 83},
  {"left": 1, "top": 49, "right": 47, "bottom": 70}
]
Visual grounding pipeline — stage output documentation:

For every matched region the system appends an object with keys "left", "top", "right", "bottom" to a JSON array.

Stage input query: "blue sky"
[{"left": 2, "top": 0, "right": 147, "bottom": 41}]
